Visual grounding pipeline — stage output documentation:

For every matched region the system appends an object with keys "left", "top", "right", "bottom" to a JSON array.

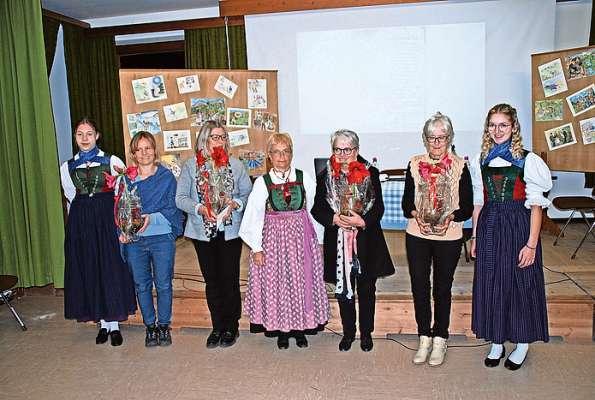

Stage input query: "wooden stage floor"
[{"left": 127, "top": 223, "right": 595, "bottom": 342}]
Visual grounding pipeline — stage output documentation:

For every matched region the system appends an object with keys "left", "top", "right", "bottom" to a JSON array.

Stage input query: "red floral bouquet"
[
  {"left": 195, "top": 147, "right": 234, "bottom": 237},
  {"left": 417, "top": 154, "right": 453, "bottom": 230},
  {"left": 104, "top": 165, "right": 143, "bottom": 241},
  {"left": 329, "top": 155, "right": 372, "bottom": 216}
]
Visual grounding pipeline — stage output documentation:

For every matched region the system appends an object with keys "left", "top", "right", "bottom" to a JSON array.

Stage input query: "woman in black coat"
[{"left": 311, "top": 129, "right": 395, "bottom": 352}]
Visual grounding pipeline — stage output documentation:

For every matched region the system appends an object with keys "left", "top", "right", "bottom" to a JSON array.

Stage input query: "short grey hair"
[
  {"left": 422, "top": 112, "right": 454, "bottom": 149},
  {"left": 330, "top": 129, "right": 360, "bottom": 150},
  {"left": 195, "top": 120, "right": 230, "bottom": 154}
]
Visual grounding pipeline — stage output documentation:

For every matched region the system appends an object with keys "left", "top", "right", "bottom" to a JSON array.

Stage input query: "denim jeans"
[{"left": 125, "top": 233, "right": 176, "bottom": 326}]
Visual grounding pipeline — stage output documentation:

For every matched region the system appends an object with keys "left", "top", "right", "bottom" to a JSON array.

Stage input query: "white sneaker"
[
  {"left": 413, "top": 335, "right": 432, "bottom": 364},
  {"left": 428, "top": 336, "right": 447, "bottom": 367}
]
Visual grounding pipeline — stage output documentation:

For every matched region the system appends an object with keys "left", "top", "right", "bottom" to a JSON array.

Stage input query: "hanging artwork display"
[{"left": 132, "top": 75, "right": 168, "bottom": 104}]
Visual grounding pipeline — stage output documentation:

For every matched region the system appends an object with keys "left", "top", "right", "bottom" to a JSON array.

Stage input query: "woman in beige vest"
[{"left": 401, "top": 112, "right": 473, "bottom": 366}]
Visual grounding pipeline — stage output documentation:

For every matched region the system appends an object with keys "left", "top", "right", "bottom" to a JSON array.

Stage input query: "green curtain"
[
  {"left": 0, "top": 0, "right": 65, "bottom": 287},
  {"left": 185, "top": 24, "right": 247, "bottom": 69},
  {"left": 63, "top": 24, "right": 125, "bottom": 160},
  {"left": 42, "top": 15, "right": 60, "bottom": 76}
]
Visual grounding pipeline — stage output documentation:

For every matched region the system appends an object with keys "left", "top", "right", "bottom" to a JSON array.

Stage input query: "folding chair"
[
  {"left": 552, "top": 193, "right": 595, "bottom": 259},
  {"left": 0, "top": 275, "right": 27, "bottom": 331}
]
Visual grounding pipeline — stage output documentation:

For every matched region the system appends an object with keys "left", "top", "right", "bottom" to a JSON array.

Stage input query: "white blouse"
[
  {"left": 469, "top": 152, "right": 552, "bottom": 208},
  {"left": 239, "top": 168, "right": 323, "bottom": 252},
  {"left": 60, "top": 151, "right": 125, "bottom": 203}
]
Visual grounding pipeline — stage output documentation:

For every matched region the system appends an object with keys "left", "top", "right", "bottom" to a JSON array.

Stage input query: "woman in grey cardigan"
[{"left": 176, "top": 120, "right": 252, "bottom": 348}]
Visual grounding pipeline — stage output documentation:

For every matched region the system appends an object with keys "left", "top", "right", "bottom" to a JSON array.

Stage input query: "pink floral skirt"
[{"left": 243, "top": 209, "right": 330, "bottom": 332}]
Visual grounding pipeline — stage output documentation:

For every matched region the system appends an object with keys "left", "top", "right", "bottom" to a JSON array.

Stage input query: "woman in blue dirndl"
[
  {"left": 470, "top": 104, "right": 552, "bottom": 370},
  {"left": 60, "top": 117, "right": 137, "bottom": 346}
]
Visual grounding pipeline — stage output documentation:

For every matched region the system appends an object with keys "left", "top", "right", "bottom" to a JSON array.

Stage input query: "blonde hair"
[
  {"left": 480, "top": 103, "right": 524, "bottom": 161},
  {"left": 195, "top": 120, "right": 230, "bottom": 154},
  {"left": 129, "top": 131, "right": 159, "bottom": 164},
  {"left": 267, "top": 132, "right": 293, "bottom": 154}
]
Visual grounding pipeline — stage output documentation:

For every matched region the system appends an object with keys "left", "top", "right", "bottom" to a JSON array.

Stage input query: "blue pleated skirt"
[
  {"left": 64, "top": 192, "right": 137, "bottom": 322},
  {"left": 472, "top": 200, "right": 549, "bottom": 343}
]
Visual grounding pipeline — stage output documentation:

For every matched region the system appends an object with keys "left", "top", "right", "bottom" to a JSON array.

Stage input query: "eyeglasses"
[
  {"left": 209, "top": 134, "right": 228, "bottom": 141},
  {"left": 487, "top": 123, "right": 511, "bottom": 132},
  {"left": 270, "top": 149, "right": 292, "bottom": 157},
  {"left": 426, "top": 135, "right": 450, "bottom": 144},
  {"left": 332, "top": 147, "right": 356, "bottom": 155}
]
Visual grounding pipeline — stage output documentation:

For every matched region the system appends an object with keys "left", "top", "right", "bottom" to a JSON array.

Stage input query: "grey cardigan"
[{"left": 175, "top": 156, "right": 252, "bottom": 241}]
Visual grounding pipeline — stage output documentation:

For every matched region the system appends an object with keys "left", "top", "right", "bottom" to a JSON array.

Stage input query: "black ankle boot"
[
  {"left": 145, "top": 325, "right": 158, "bottom": 347},
  {"left": 158, "top": 325, "right": 172, "bottom": 346},
  {"left": 277, "top": 334, "right": 290, "bottom": 350}
]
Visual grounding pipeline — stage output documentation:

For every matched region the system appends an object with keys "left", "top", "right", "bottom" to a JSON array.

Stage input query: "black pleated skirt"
[
  {"left": 472, "top": 200, "right": 549, "bottom": 343},
  {"left": 64, "top": 192, "right": 137, "bottom": 322}
]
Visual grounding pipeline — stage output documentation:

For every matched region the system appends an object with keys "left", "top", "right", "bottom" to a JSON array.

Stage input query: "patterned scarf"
[
  {"left": 325, "top": 156, "right": 375, "bottom": 300},
  {"left": 482, "top": 139, "right": 525, "bottom": 168}
]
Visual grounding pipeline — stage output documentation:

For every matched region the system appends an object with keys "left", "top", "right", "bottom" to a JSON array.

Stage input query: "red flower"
[
  {"left": 211, "top": 146, "right": 229, "bottom": 168},
  {"left": 440, "top": 154, "right": 452, "bottom": 169},
  {"left": 103, "top": 171, "right": 117, "bottom": 189},
  {"left": 196, "top": 149, "right": 207, "bottom": 167},
  {"left": 347, "top": 161, "right": 370, "bottom": 184},
  {"left": 329, "top": 155, "right": 343, "bottom": 178},
  {"left": 125, "top": 166, "right": 138, "bottom": 180}
]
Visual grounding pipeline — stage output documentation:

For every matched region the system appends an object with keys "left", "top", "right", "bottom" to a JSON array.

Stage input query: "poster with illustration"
[
  {"left": 544, "top": 123, "right": 577, "bottom": 151},
  {"left": 127, "top": 110, "right": 162, "bottom": 137},
  {"left": 538, "top": 59, "right": 568, "bottom": 97},
  {"left": 132, "top": 75, "right": 167, "bottom": 104},
  {"left": 214, "top": 75, "right": 238, "bottom": 99},
  {"left": 253, "top": 111, "right": 277, "bottom": 131},
  {"left": 534, "top": 100, "right": 563, "bottom": 122},
  {"left": 227, "top": 108, "right": 251, "bottom": 128},
  {"left": 228, "top": 129, "right": 250, "bottom": 147},
  {"left": 566, "top": 84, "right": 595, "bottom": 117},
  {"left": 163, "top": 130, "right": 192, "bottom": 152},
  {"left": 238, "top": 149, "right": 266, "bottom": 176},
  {"left": 176, "top": 75, "right": 200, "bottom": 94},
  {"left": 190, "top": 98, "right": 226, "bottom": 126},
  {"left": 579, "top": 117, "right": 595, "bottom": 145},
  {"left": 163, "top": 102, "right": 188, "bottom": 123},
  {"left": 564, "top": 50, "right": 595, "bottom": 80},
  {"left": 247, "top": 79, "right": 268, "bottom": 109}
]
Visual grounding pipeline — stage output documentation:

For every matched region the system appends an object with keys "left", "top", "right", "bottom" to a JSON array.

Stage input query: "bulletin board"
[
  {"left": 531, "top": 45, "right": 595, "bottom": 172},
  {"left": 118, "top": 69, "right": 279, "bottom": 176}
]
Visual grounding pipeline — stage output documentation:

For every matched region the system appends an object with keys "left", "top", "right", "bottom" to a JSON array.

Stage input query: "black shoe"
[
  {"left": 484, "top": 345, "right": 506, "bottom": 368},
  {"left": 294, "top": 333, "right": 308, "bottom": 349},
  {"left": 277, "top": 334, "right": 290, "bottom": 350},
  {"left": 206, "top": 330, "right": 222, "bottom": 349},
  {"left": 339, "top": 336, "right": 355, "bottom": 352},
  {"left": 504, "top": 355, "right": 526, "bottom": 371},
  {"left": 360, "top": 335, "right": 373, "bottom": 352},
  {"left": 96, "top": 328, "right": 109, "bottom": 344},
  {"left": 145, "top": 325, "right": 159, "bottom": 347},
  {"left": 158, "top": 325, "right": 172, "bottom": 346},
  {"left": 219, "top": 329, "right": 239, "bottom": 348},
  {"left": 109, "top": 330, "right": 123, "bottom": 346}
]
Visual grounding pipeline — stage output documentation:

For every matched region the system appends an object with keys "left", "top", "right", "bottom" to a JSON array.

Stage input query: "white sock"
[
  {"left": 507, "top": 343, "right": 529, "bottom": 364},
  {"left": 100, "top": 320, "right": 109, "bottom": 330},
  {"left": 108, "top": 321, "right": 119, "bottom": 332},
  {"left": 487, "top": 343, "right": 504, "bottom": 359}
]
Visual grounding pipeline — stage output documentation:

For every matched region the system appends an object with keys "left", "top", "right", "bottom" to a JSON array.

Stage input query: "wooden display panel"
[
  {"left": 118, "top": 69, "right": 278, "bottom": 175},
  {"left": 531, "top": 46, "right": 595, "bottom": 172}
]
